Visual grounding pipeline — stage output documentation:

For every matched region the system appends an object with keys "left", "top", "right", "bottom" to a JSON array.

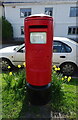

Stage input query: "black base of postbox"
[{"left": 26, "top": 83, "right": 52, "bottom": 105}]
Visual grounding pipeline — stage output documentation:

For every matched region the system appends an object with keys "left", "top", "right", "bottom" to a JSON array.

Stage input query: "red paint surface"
[{"left": 24, "top": 15, "right": 53, "bottom": 86}]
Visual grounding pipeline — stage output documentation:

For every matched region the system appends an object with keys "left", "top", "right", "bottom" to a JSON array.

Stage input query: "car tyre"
[
  {"left": 60, "top": 62, "right": 76, "bottom": 76},
  {"left": 0, "top": 58, "right": 12, "bottom": 71}
]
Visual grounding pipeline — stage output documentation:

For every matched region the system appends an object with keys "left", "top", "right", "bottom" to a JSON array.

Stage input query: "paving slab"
[{"left": 18, "top": 97, "right": 67, "bottom": 120}]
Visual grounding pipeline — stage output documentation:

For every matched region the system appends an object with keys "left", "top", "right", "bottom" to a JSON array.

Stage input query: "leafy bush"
[
  {"left": 0, "top": 17, "right": 2, "bottom": 41},
  {"left": 51, "top": 66, "right": 71, "bottom": 112},
  {"left": 2, "top": 69, "right": 26, "bottom": 99},
  {"left": 2, "top": 17, "right": 13, "bottom": 40},
  {"left": 51, "top": 70, "right": 65, "bottom": 112}
]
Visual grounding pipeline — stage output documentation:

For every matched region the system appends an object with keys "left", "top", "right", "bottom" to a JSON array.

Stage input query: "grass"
[
  {"left": 61, "top": 78, "right": 77, "bottom": 119},
  {"left": 1, "top": 69, "right": 26, "bottom": 119},
  {"left": 0, "top": 74, "right": 2, "bottom": 120},
  {"left": 50, "top": 72, "right": 78, "bottom": 119},
  {"left": 1, "top": 69, "right": 78, "bottom": 119},
  {"left": 2, "top": 90, "right": 24, "bottom": 118}
]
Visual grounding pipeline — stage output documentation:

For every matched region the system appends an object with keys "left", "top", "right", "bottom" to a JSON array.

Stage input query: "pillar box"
[{"left": 24, "top": 14, "right": 53, "bottom": 105}]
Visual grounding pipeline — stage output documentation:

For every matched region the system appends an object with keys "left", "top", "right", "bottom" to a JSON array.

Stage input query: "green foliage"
[
  {"left": 51, "top": 71, "right": 65, "bottom": 112},
  {"left": 2, "top": 68, "right": 77, "bottom": 119},
  {"left": 0, "top": 17, "right": 2, "bottom": 41},
  {"left": 2, "top": 89, "right": 24, "bottom": 118},
  {"left": 2, "top": 69, "right": 26, "bottom": 99},
  {"left": 2, "top": 69, "right": 26, "bottom": 118},
  {"left": 51, "top": 70, "right": 77, "bottom": 119},
  {"left": 61, "top": 83, "right": 77, "bottom": 119},
  {"left": 2, "top": 17, "right": 13, "bottom": 40},
  {"left": 50, "top": 68, "right": 77, "bottom": 119}
]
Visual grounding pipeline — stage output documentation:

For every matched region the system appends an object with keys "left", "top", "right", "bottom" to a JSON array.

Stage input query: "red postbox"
[{"left": 24, "top": 14, "right": 53, "bottom": 105}]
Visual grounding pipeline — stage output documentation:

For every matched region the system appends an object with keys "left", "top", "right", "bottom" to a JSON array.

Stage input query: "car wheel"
[
  {"left": 60, "top": 63, "right": 76, "bottom": 76},
  {"left": 0, "top": 58, "right": 12, "bottom": 71}
]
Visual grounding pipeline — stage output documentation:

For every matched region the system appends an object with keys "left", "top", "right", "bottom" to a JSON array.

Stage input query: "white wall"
[
  {"left": 0, "top": 6, "right": 2, "bottom": 17},
  {"left": 4, "top": 2, "right": 77, "bottom": 39},
  {"left": 53, "top": 3, "right": 77, "bottom": 39}
]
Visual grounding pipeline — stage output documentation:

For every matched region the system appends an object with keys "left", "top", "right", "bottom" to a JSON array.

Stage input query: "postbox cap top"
[
  {"left": 25, "top": 13, "right": 53, "bottom": 20},
  {"left": 29, "top": 14, "right": 51, "bottom": 17}
]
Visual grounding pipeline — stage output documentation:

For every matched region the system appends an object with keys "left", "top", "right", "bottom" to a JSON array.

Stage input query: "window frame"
[
  {"left": 53, "top": 41, "right": 72, "bottom": 53},
  {"left": 70, "top": 7, "right": 78, "bottom": 17},
  {"left": 21, "top": 26, "right": 24, "bottom": 35},
  {"left": 68, "top": 26, "right": 78, "bottom": 35},
  {"left": 20, "top": 8, "right": 31, "bottom": 18},
  {"left": 45, "top": 7, "right": 53, "bottom": 16}
]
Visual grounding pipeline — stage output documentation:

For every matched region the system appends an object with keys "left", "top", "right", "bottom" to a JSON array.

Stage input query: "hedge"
[{"left": 2, "top": 17, "right": 13, "bottom": 40}]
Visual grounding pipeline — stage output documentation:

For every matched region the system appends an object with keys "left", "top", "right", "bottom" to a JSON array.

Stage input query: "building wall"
[
  {"left": 0, "top": 6, "right": 2, "bottom": 17},
  {"left": 4, "top": 2, "right": 77, "bottom": 40}
]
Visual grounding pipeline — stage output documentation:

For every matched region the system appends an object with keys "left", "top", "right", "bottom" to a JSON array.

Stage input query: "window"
[
  {"left": 20, "top": 8, "right": 31, "bottom": 18},
  {"left": 65, "top": 44, "right": 72, "bottom": 53},
  {"left": 45, "top": 8, "right": 53, "bottom": 16},
  {"left": 21, "top": 26, "right": 24, "bottom": 35},
  {"left": 70, "top": 7, "right": 78, "bottom": 17},
  {"left": 53, "top": 41, "right": 72, "bottom": 53},
  {"left": 68, "top": 27, "right": 78, "bottom": 35},
  {"left": 14, "top": 44, "right": 25, "bottom": 52},
  {"left": 53, "top": 41, "right": 65, "bottom": 53},
  {"left": 30, "top": 32, "right": 47, "bottom": 44}
]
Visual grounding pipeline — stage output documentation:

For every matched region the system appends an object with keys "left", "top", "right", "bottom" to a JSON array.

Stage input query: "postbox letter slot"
[{"left": 29, "top": 25, "right": 47, "bottom": 28}]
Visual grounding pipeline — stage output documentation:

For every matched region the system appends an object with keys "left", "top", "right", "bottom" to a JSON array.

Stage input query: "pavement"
[{"left": 18, "top": 101, "right": 67, "bottom": 119}]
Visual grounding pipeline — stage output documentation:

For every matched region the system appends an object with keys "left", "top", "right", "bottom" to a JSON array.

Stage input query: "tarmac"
[{"left": 0, "top": 39, "right": 24, "bottom": 49}]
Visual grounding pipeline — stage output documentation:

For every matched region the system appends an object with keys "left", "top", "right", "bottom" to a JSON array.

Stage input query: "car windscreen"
[{"left": 14, "top": 44, "right": 25, "bottom": 51}]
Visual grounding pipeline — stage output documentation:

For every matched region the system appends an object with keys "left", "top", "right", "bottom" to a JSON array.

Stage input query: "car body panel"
[
  {"left": 53, "top": 38, "right": 77, "bottom": 67},
  {"left": 13, "top": 51, "right": 25, "bottom": 66}
]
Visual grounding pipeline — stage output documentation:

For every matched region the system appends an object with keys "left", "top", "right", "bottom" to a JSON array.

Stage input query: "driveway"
[
  {"left": 0, "top": 39, "right": 24, "bottom": 49},
  {"left": 0, "top": 44, "right": 15, "bottom": 49}
]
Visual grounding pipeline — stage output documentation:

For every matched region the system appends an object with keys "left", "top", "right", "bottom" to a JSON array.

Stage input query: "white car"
[{"left": 0, "top": 37, "right": 78, "bottom": 75}]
